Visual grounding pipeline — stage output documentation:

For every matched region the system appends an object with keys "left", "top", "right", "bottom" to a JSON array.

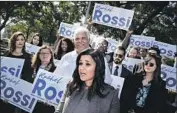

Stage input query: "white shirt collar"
[{"left": 112, "top": 62, "right": 123, "bottom": 77}]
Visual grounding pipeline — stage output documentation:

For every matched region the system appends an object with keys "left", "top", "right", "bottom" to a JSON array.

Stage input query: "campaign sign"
[
  {"left": 106, "top": 38, "right": 119, "bottom": 53},
  {"left": 31, "top": 69, "right": 71, "bottom": 107},
  {"left": 129, "top": 35, "right": 155, "bottom": 49},
  {"left": 25, "top": 43, "right": 40, "bottom": 55},
  {"left": 92, "top": 3, "right": 134, "bottom": 30},
  {"left": 161, "top": 64, "right": 176, "bottom": 91},
  {"left": 0, "top": 74, "right": 37, "bottom": 113},
  {"left": 153, "top": 41, "right": 176, "bottom": 59},
  {"left": 110, "top": 75, "right": 125, "bottom": 98},
  {"left": 122, "top": 57, "right": 144, "bottom": 72},
  {"left": 54, "top": 59, "right": 61, "bottom": 66},
  {"left": 58, "top": 22, "right": 77, "bottom": 39},
  {"left": 1, "top": 56, "right": 24, "bottom": 78}
]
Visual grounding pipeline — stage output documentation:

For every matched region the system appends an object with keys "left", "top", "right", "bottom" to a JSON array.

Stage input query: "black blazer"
[
  {"left": 110, "top": 64, "right": 132, "bottom": 79},
  {"left": 5, "top": 51, "right": 33, "bottom": 83},
  {"left": 121, "top": 73, "right": 168, "bottom": 113},
  {"left": 109, "top": 63, "right": 133, "bottom": 113},
  {"left": 2, "top": 51, "right": 33, "bottom": 113}
]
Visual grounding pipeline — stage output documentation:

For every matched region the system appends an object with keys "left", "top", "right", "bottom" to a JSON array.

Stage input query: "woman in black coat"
[
  {"left": 121, "top": 54, "right": 168, "bottom": 113},
  {"left": 0, "top": 31, "right": 33, "bottom": 113}
]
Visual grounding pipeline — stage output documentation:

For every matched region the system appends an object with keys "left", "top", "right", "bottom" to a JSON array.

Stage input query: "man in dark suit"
[
  {"left": 110, "top": 46, "right": 132, "bottom": 79},
  {"left": 109, "top": 46, "right": 133, "bottom": 113}
]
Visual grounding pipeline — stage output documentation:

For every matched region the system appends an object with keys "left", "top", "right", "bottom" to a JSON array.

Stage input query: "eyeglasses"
[
  {"left": 115, "top": 54, "right": 124, "bottom": 58},
  {"left": 40, "top": 52, "right": 50, "bottom": 55},
  {"left": 145, "top": 62, "right": 155, "bottom": 67}
]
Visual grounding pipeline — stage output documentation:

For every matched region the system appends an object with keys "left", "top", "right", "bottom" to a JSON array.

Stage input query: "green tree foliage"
[
  {"left": 72, "top": 1, "right": 177, "bottom": 44},
  {"left": 1, "top": 1, "right": 177, "bottom": 45}
]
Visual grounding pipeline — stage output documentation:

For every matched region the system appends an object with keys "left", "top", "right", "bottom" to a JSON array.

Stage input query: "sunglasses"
[{"left": 145, "top": 62, "right": 155, "bottom": 67}]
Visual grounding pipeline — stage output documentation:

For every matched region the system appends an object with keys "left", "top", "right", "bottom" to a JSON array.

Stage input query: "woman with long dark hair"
[
  {"left": 6, "top": 31, "right": 33, "bottom": 82},
  {"left": 0, "top": 31, "right": 33, "bottom": 113},
  {"left": 54, "top": 38, "right": 74, "bottom": 60},
  {"left": 30, "top": 33, "right": 43, "bottom": 46},
  {"left": 121, "top": 54, "right": 167, "bottom": 113},
  {"left": 59, "top": 48, "right": 120, "bottom": 113},
  {"left": 31, "top": 45, "right": 56, "bottom": 113}
]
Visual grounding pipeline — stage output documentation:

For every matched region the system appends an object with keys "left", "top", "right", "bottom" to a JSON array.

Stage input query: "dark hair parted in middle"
[
  {"left": 144, "top": 54, "right": 163, "bottom": 84},
  {"left": 55, "top": 38, "right": 74, "bottom": 60},
  {"left": 9, "top": 31, "right": 26, "bottom": 53},
  {"left": 69, "top": 48, "right": 108, "bottom": 101},
  {"left": 30, "top": 33, "right": 43, "bottom": 46}
]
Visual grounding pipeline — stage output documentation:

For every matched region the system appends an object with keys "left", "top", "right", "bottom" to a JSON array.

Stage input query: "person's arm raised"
[{"left": 121, "top": 30, "right": 134, "bottom": 50}]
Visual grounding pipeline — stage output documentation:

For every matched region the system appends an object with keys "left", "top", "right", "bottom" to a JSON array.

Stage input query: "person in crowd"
[
  {"left": 127, "top": 47, "right": 141, "bottom": 59},
  {"left": 165, "top": 52, "right": 177, "bottom": 113},
  {"left": 53, "top": 33, "right": 63, "bottom": 51},
  {"left": 110, "top": 46, "right": 132, "bottom": 113},
  {"left": 147, "top": 46, "right": 161, "bottom": 56},
  {"left": 5, "top": 31, "right": 33, "bottom": 82},
  {"left": 110, "top": 46, "right": 132, "bottom": 78},
  {"left": 54, "top": 27, "right": 112, "bottom": 85},
  {"left": 31, "top": 45, "right": 56, "bottom": 113},
  {"left": 139, "top": 48, "right": 147, "bottom": 60},
  {"left": 94, "top": 38, "right": 113, "bottom": 68},
  {"left": 95, "top": 38, "right": 108, "bottom": 56},
  {"left": 56, "top": 49, "right": 120, "bottom": 113},
  {"left": 122, "top": 54, "right": 167, "bottom": 113},
  {"left": 94, "top": 30, "right": 134, "bottom": 65},
  {"left": 30, "top": 33, "right": 43, "bottom": 46},
  {"left": 0, "top": 31, "right": 33, "bottom": 113},
  {"left": 132, "top": 46, "right": 161, "bottom": 75},
  {"left": 54, "top": 38, "right": 74, "bottom": 60}
]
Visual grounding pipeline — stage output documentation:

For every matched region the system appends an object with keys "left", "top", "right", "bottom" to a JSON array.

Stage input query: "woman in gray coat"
[{"left": 56, "top": 48, "right": 120, "bottom": 113}]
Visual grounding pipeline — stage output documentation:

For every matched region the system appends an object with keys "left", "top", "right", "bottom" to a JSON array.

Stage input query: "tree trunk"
[
  {"left": 26, "top": 25, "right": 30, "bottom": 41},
  {"left": 0, "top": 13, "right": 10, "bottom": 31}
]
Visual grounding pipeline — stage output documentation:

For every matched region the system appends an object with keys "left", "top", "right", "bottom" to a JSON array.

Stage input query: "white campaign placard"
[
  {"left": 58, "top": 22, "right": 77, "bottom": 39},
  {"left": 122, "top": 57, "right": 144, "bottom": 72},
  {"left": 153, "top": 41, "right": 176, "bottom": 59},
  {"left": 161, "top": 64, "right": 176, "bottom": 91},
  {"left": 0, "top": 74, "right": 37, "bottom": 113},
  {"left": 54, "top": 59, "right": 61, "bottom": 66},
  {"left": 92, "top": 3, "right": 134, "bottom": 30},
  {"left": 1, "top": 56, "right": 25, "bottom": 78},
  {"left": 31, "top": 69, "right": 71, "bottom": 107},
  {"left": 106, "top": 38, "right": 119, "bottom": 53},
  {"left": 25, "top": 43, "right": 40, "bottom": 55},
  {"left": 129, "top": 35, "right": 155, "bottom": 49},
  {"left": 110, "top": 75, "right": 125, "bottom": 98}
]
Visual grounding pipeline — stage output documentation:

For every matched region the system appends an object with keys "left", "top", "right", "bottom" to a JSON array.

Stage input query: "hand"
[
  {"left": 125, "top": 30, "right": 134, "bottom": 38},
  {"left": 168, "top": 89, "right": 176, "bottom": 94},
  {"left": 127, "top": 30, "right": 134, "bottom": 34},
  {"left": 3, "top": 99, "right": 8, "bottom": 103}
]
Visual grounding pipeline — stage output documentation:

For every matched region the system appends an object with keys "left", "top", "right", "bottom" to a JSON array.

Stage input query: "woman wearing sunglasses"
[{"left": 122, "top": 54, "right": 167, "bottom": 113}]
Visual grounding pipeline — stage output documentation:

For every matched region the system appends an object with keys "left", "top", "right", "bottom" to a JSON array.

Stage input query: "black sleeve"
[{"left": 21, "top": 52, "right": 33, "bottom": 83}]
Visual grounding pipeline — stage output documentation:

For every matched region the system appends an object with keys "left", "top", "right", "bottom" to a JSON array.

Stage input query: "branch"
[{"left": 135, "top": 2, "right": 169, "bottom": 34}]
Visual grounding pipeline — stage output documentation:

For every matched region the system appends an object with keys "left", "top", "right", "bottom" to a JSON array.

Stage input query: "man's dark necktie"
[{"left": 113, "top": 66, "right": 119, "bottom": 76}]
